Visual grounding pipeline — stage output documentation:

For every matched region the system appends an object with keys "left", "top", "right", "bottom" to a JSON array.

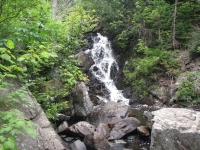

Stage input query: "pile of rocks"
[{"left": 57, "top": 101, "right": 151, "bottom": 150}]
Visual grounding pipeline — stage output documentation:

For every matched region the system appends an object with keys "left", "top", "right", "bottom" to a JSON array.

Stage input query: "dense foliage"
[
  {"left": 176, "top": 71, "right": 200, "bottom": 104},
  {"left": 0, "top": 0, "right": 97, "bottom": 149}
]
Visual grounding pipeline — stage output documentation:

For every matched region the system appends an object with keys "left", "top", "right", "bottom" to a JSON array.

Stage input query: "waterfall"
[{"left": 85, "top": 33, "right": 129, "bottom": 105}]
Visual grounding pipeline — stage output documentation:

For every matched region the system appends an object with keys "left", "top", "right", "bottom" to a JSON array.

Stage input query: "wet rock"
[
  {"left": 84, "top": 132, "right": 110, "bottom": 150},
  {"left": 75, "top": 51, "right": 95, "bottom": 72},
  {"left": 70, "top": 140, "right": 87, "bottom": 150},
  {"left": 137, "top": 126, "right": 150, "bottom": 137},
  {"left": 57, "top": 121, "right": 68, "bottom": 133},
  {"left": 88, "top": 101, "right": 131, "bottom": 126},
  {"left": 96, "top": 123, "right": 110, "bottom": 137},
  {"left": 68, "top": 121, "right": 95, "bottom": 137},
  {"left": 150, "top": 108, "right": 200, "bottom": 150},
  {"left": 71, "top": 82, "right": 93, "bottom": 117},
  {"left": 108, "top": 117, "right": 140, "bottom": 140}
]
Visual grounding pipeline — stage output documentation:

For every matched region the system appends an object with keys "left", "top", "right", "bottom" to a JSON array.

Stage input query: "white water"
[{"left": 85, "top": 33, "right": 129, "bottom": 105}]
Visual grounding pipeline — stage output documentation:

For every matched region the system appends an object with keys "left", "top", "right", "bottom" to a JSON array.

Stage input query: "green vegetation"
[
  {"left": 0, "top": 0, "right": 98, "bottom": 149},
  {"left": 123, "top": 39, "right": 180, "bottom": 96},
  {"left": 0, "top": 0, "right": 98, "bottom": 119},
  {"left": 175, "top": 72, "right": 200, "bottom": 104}
]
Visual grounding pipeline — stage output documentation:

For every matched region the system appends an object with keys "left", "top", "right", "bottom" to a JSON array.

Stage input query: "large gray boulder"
[
  {"left": 150, "top": 108, "right": 200, "bottom": 150},
  {"left": 84, "top": 132, "right": 110, "bottom": 150},
  {"left": 68, "top": 121, "right": 95, "bottom": 137},
  {"left": 0, "top": 79, "right": 68, "bottom": 150},
  {"left": 71, "top": 82, "right": 93, "bottom": 117},
  {"left": 108, "top": 117, "right": 140, "bottom": 140},
  {"left": 70, "top": 140, "right": 87, "bottom": 150},
  {"left": 88, "top": 101, "right": 131, "bottom": 126}
]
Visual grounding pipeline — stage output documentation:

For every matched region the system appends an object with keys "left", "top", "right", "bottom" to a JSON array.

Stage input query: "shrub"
[{"left": 175, "top": 71, "right": 200, "bottom": 104}]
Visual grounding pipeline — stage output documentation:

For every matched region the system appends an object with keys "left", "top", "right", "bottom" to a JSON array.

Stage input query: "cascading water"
[{"left": 85, "top": 33, "right": 129, "bottom": 105}]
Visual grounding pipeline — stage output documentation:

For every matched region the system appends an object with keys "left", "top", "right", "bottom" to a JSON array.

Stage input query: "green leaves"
[
  {"left": 16, "top": 120, "right": 26, "bottom": 129},
  {"left": 175, "top": 71, "right": 200, "bottom": 104},
  {"left": 1, "top": 54, "right": 14, "bottom": 64},
  {"left": 2, "top": 137, "right": 16, "bottom": 150},
  {"left": 41, "top": 51, "right": 58, "bottom": 59},
  {"left": 6, "top": 40, "right": 15, "bottom": 50},
  {"left": 0, "top": 109, "right": 36, "bottom": 149}
]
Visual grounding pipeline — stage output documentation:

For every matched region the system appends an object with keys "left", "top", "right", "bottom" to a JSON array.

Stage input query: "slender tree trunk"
[
  {"left": 52, "top": 0, "right": 58, "bottom": 20},
  {"left": 172, "top": 0, "right": 178, "bottom": 49}
]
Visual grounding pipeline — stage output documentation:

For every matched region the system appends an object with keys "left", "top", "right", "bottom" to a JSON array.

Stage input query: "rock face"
[
  {"left": 84, "top": 132, "right": 110, "bottom": 150},
  {"left": 0, "top": 79, "right": 68, "bottom": 150},
  {"left": 150, "top": 108, "right": 200, "bottom": 150},
  {"left": 71, "top": 82, "right": 93, "bottom": 117},
  {"left": 108, "top": 117, "right": 140, "bottom": 140},
  {"left": 75, "top": 51, "right": 95, "bottom": 72}
]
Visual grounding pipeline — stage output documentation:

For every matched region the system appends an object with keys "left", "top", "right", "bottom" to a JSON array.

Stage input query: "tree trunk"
[
  {"left": 52, "top": 0, "right": 58, "bottom": 20},
  {"left": 172, "top": 0, "right": 178, "bottom": 49}
]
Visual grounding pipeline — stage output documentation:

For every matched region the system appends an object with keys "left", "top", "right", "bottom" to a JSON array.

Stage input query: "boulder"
[
  {"left": 96, "top": 123, "right": 110, "bottom": 137},
  {"left": 150, "top": 108, "right": 200, "bottom": 150},
  {"left": 71, "top": 82, "right": 93, "bottom": 117},
  {"left": 75, "top": 51, "right": 95, "bottom": 72},
  {"left": 84, "top": 132, "right": 110, "bottom": 150},
  {"left": 68, "top": 121, "right": 95, "bottom": 137},
  {"left": 88, "top": 101, "right": 131, "bottom": 126},
  {"left": 137, "top": 126, "right": 150, "bottom": 137},
  {"left": 108, "top": 117, "right": 141, "bottom": 140},
  {"left": 57, "top": 121, "right": 69, "bottom": 133},
  {"left": 0, "top": 79, "right": 68, "bottom": 150},
  {"left": 108, "top": 117, "right": 123, "bottom": 128},
  {"left": 70, "top": 140, "right": 87, "bottom": 150}
]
